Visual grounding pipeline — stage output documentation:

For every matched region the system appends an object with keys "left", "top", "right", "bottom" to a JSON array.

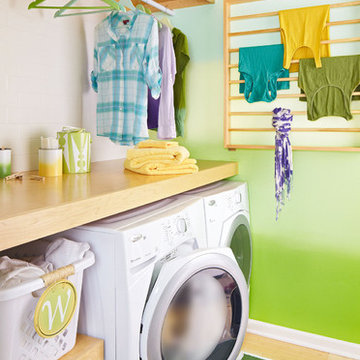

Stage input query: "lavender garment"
[
  {"left": 147, "top": 25, "right": 177, "bottom": 139},
  {"left": 272, "top": 108, "right": 293, "bottom": 220}
]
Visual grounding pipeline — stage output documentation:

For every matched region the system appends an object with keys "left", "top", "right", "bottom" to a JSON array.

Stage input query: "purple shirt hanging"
[
  {"left": 272, "top": 107, "right": 293, "bottom": 220},
  {"left": 147, "top": 25, "right": 177, "bottom": 139}
]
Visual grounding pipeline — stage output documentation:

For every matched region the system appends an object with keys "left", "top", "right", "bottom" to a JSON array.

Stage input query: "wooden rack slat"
[
  {"left": 230, "top": 27, "right": 280, "bottom": 37},
  {"left": 229, "top": 19, "right": 360, "bottom": 37},
  {"left": 230, "top": 77, "right": 297, "bottom": 84},
  {"left": 229, "top": 0, "right": 360, "bottom": 21},
  {"left": 230, "top": 110, "right": 360, "bottom": 116},
  {"left": 229, "top": 60, "right": 305, "bottom": 68},
  {"left": 229, "top": 92, "right": 360, "bottom": 99},
  {"left": 229, "top": 128, "right": 360, "bottom": 132},
  {"left": 229, "top": 37, "right": 360, "bottom": 53},
  {"left": 229, "top": 94, "right": 308, "bottom": 99},
  {"left": 223, "top": 0, "right": 231, "bottom": 147},
  {"left": 229, "top": 0, "right": 262, "bottom": 5},
  {"left": 225, "top": 144, "right": 360, "bottom": 152}
]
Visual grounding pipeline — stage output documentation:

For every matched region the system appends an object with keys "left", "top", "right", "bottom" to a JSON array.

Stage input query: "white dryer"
[
  {"left": 182, "top": 181, "right": 252, "bottom": 286},
  {"left": 56, "top": 195, "right": 249, "bottom": 360}
]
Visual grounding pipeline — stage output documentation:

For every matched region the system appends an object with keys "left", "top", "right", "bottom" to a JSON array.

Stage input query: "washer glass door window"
[
  {"left": 161, "top": 268, "right": 241, "bottom": 360},
  {"left": 141, "top": 252, "right": 249, "bottom": 360},
  {"left": 228, "top": 214, "right": 252, "bottom": 285}
]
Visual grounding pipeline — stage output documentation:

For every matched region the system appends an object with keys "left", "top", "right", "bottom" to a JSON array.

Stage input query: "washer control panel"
[
  {"left": 126, "top": 199, "right": 206, "bottom": 267},
  {"left": 161, "top": 212, "right": 192, "bottom": 247}
]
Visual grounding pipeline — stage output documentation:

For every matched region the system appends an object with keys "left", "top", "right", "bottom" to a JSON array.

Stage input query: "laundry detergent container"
[{"left": 0, "top": 241, "right": 95, "bottom": 360}]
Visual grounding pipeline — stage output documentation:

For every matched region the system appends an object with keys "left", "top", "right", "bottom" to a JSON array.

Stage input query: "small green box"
[{"left": 57, "top": 127, "right": 91, "bottom": 174}]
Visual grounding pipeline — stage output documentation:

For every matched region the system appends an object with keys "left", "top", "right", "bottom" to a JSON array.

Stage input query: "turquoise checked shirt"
[{"left": 91, "top": 11, "right": 162, "bottom": 145}]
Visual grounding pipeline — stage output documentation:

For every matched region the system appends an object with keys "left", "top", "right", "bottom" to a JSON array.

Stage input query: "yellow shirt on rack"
[{"left": 279, "top": 5, "right": 331, "bottom": 73}]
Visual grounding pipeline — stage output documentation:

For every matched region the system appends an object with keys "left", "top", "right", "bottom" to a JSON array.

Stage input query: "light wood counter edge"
[
  {"left": 0, "top": 161, "right": 238, "bottom": 251},
  {"left": 61, "top": 334, "right": 104, "bottom": 360}
]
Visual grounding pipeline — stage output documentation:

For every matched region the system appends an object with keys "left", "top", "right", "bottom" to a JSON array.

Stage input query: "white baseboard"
[{"left": 247, "top": 319, "right": 360, "bottom": 360}]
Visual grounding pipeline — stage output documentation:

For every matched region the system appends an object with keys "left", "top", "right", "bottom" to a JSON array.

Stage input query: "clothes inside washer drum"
[{"left": 163, "top": 273, "right": 227, "bottom": 360}]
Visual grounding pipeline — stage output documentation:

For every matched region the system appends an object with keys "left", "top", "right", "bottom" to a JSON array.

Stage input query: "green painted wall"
[{"left": 171, "top": 0, "right": 360, "bottom": 344}]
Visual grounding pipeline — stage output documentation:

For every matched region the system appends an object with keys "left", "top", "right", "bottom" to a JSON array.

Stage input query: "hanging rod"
[
  {"left": 229, "top": 19, "right": 360, "bottom": 37},
  {"left": 141, "top": 0, "right": 175, "bottom": 15},
  {"left": 229, "top": 0, "right": 360, "bottom": 21}
]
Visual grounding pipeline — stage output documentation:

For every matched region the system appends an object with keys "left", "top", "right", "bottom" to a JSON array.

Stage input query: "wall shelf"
[{"left": 136, "top": 0, "right": 215, "bottom": 12}]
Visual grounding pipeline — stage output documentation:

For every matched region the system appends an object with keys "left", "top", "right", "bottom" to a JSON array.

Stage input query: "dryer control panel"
[
  {"left": 204, "top": 186, "right": 248, "bottom": 223},
  {"left": 201, "top": 183, "right": 249, "bottom": 248}
]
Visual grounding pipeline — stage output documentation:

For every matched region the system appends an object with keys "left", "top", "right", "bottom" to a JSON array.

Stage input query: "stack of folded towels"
[{"left": 125, "top": 140, "right": 199, "bottom": 175}]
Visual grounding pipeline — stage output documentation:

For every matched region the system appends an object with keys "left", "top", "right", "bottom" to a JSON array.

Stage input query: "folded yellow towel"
[
  {"left": 126, "top": 146, "right": 190, "bottom": 169},
  {"left": 125, "top": 159, "right": 199, "bottom": 175},
  {"left": 137, "top": 140, "right": 178, "bottom": 149}
]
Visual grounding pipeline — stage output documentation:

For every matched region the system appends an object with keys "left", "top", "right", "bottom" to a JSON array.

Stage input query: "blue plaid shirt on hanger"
[{"left": 91, "top": 10, "right": 162, "bottom": 145}]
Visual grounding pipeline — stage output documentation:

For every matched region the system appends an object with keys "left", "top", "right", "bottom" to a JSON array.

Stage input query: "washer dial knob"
[{"left": 176, "top": 218, "right": 187, "bottom": 233}]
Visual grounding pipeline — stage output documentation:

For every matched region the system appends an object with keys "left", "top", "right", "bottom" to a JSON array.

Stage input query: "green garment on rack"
[
  {"left": 172, "top": 28, "right": 190, "bottom": 137},
  {"left": 300, "top": 86, "right": 360, "bottom": 102},
  {"left": 298, "top": 55, "right": 360, "bottom": 120}
]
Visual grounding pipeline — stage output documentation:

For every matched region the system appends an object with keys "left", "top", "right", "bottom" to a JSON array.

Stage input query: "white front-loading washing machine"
[
  {"left": 181, "top": 181, "right": 252, "bottom": 286},
  {"left": 55, "top": 195, "right": 249, "bottom": 360}
]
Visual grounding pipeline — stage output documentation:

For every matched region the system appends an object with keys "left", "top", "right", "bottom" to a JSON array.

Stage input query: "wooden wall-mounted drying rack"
[{"left": 223, "top": 0, "right": 360, "bottom": 152}]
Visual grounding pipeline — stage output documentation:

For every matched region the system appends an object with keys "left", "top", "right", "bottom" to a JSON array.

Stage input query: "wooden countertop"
[
  {"left": 0, "top": 159, "right": 238, "bottom": 251},
  {"left": 61, "top": 335, "right": 103, "bottom": 360}
]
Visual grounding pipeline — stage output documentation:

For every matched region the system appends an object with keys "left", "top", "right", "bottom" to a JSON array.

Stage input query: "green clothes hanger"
[
  {"left": 137, "top": 4, "right": 151, "bottom": 14},
  {"left": 28, "top": 0, "right": 134, "bottom": 17},
  {"left": 28, "top": 0, "right": 116, "bottom": 10},
  {"left": 136, "top": 4, "right": 146, "bottom": 12},
  {"left": 55, "top": 0, "right": 118, "bottom": 17},
  {"left": 54, "top": 0, "right": 135, "bottom": 17}
]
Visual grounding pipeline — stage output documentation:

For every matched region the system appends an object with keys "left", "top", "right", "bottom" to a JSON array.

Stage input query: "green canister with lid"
[
  {"left": 57, "top": 127, "right": 91, "bottom": 174},
  {"left": 0, "top": 148, "right": 11, "bottom": 179}
]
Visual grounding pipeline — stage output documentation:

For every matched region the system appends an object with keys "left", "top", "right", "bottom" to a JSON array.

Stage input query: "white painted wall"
[{"left": 0, "top": 0, "right": 128, "bottom": 172}]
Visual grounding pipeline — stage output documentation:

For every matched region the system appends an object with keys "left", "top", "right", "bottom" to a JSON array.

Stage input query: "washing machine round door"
[
  {"left": 140, "top": 249, "right": 249, "bottom": 360},
  {"left": 222, "top": 213, "right": 252, "bottom": 286}
]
